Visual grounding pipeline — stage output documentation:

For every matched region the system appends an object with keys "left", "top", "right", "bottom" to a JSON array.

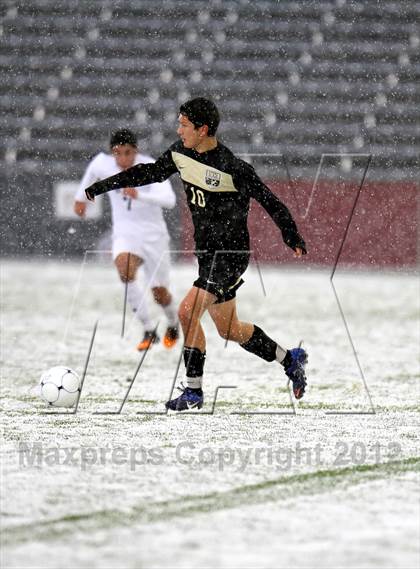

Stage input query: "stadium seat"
[{"left": 1, "top": 0, "right": 418, "bottom": 182}]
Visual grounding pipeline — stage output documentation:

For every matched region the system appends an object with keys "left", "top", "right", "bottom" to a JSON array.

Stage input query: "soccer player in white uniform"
[{"left": 74, "top": 128, "right": 179, "bottom": 350}]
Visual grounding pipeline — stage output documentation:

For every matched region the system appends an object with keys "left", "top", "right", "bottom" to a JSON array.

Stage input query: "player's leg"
[
  {"left": 178, "top": 286, "right": 217, "bottom": 351},
  {"left": 209, "top": 298, "right": 281, "bottom": 357},
  {"left": 208, "top": 298, "right": 308, "bottom": 400},
  {"left": 151, "top": 287, "right": 179, "bottom": 348},
  {"left": 165, "top": 286, "right": 217, "bottom": 411},
  {"left": 142, "top": 239, "right": 179, "bottom": 348},
  {"left": 114, "top": 251, "right": 150, "bottom": 326},
  {"left": 166, "top": 251, "right": 245, "bottom": 411},
  {"left": 114, "top": 252, "right": 157, "bottom": 349},
  {"left": 208, "top": 298, "right": 253, "bottom": 343}
]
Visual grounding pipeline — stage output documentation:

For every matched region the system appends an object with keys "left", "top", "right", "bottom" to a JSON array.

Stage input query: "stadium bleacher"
[{"left": 0, "top": 0, "right": 418, "bottom": 255}]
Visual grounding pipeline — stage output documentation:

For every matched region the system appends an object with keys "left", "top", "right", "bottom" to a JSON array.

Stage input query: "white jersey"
[{"left": 75, "top": 152, "right": 176, "bottom": 242}]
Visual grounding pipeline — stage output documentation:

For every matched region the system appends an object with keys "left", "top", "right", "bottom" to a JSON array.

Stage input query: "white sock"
[
  {"left": 161, "top": 299, "right": 178, "bottom": 327},
  {"left": 126, "top": 282, "right": 154, "bottom": 331},
  {"left": 275, "top": 345, "right": 287, "bottom": 364},
  {"left": 186, "top": 376, "right": 202, "bottom": 389}
]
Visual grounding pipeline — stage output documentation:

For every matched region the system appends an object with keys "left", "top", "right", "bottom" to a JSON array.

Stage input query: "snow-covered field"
[{"left": 1, "top": 257, "right": 419, "bottom": 569}]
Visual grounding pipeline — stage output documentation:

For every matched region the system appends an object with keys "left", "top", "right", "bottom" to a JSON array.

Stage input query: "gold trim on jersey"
[
  {"left": 228, "top": 276, "right": 243, "bottom": 290},
  {"left": 171, "top": 151, "right": 238, "bottom": 193}
]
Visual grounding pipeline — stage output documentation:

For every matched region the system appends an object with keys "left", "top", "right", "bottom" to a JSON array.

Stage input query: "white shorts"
[{"left": 112, "top": 234, "right": 171, "bottom": 289}]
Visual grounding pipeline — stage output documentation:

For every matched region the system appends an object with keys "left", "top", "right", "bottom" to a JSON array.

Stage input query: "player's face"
[
  {"left": 111, "top": 144, "right": 137, "bottom": 170},
  {"left": 177, "top": 114, "right": 205, "bottom": 149}
]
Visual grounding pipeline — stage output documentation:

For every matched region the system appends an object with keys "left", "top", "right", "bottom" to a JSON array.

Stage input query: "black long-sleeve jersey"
[{"left": 85, "top": 140, "right": 306, "bottom": 255}]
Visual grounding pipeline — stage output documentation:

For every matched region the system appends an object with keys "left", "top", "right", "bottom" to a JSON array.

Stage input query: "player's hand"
[
  {"left": 74, "top": 201, "right": 87, "bottom": 218},
  {"left": 122, "top": 187, "right": 138, "bottom": 199},
  {"left": 294, "top": 247, "right": 305, "bottom": 257}
]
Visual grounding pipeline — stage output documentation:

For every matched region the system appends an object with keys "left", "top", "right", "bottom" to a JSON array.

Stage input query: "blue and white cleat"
[
  {"left": 165, "top": 383, "right": 204, "bottom": 411},
  {"left": 284, "top": 348, "right": 308, "bottom": 400}
]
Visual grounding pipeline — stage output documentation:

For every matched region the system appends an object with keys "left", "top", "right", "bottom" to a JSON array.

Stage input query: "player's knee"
[
  {"left": 114, "top": 254, "right": 140, "bottom": 283},
  {"left": 152, "top": 287, "right": 171, "bottom": 306},
  {"left": 118, "top": 269, "right": 135, "bottom": 283}
]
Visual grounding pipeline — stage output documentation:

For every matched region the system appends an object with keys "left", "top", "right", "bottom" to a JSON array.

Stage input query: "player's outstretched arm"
[
  {"left": 85, "top": 164, "right": 145, "bottom": 200},
  {"left": 240, "top": 163, "right": 307, "bottom": 254},
  {"left": 85, "top": 149, "right": 177, "bottom": 201}
]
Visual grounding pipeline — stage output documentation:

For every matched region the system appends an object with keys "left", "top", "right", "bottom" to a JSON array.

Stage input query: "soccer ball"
[{"left": 39, "top": 366, "right": 81, "bottom": 408}]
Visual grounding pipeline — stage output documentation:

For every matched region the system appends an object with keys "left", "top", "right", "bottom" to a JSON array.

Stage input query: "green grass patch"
[{"left": 3, "top": 456, "right": 419, "bottom": 546}]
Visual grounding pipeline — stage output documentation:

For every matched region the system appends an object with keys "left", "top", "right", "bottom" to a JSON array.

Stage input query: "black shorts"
[{"left": 193, "top": 251, "right": 250, "bottom": 304}]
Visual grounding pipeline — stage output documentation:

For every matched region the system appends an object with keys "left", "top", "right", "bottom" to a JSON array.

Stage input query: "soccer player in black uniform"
[{"left": 85, "top": 98, "right": 308, "bottom": 411}]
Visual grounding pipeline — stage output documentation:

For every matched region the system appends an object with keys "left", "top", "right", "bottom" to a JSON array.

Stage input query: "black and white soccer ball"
[{"left": 39, "top": 366, "right": 81, "bottom": 408}]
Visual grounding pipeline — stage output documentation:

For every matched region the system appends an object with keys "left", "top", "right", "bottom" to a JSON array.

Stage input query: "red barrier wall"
[{"left": 181, "top": 181, "right": 418, "bottom": 268}]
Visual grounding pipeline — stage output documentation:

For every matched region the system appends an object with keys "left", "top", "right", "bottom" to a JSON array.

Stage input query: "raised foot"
[{"left": 284, "top": 347, "right": 308, "bottom": 400}]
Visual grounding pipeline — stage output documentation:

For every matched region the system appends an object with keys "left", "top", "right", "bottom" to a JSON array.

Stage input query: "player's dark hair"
[
  {"left": 110, "top": 128, "right": 137, "bottom": 148},
  {"left": 179, "top": 98, "right": 220, "bottom": 136}
]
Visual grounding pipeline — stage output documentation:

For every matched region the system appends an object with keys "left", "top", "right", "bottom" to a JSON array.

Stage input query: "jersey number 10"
[{"left": 190, "top": 186, "right": 206, "bottom": 207}]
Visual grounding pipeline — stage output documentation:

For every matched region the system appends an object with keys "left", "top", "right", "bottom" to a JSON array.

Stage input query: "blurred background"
[{"left": 0, "top": 0, "right": 418, "bottom": 266}]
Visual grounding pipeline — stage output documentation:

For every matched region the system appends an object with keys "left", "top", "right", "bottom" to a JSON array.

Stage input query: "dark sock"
[
  {"left": 183, "top": 347, "right": 206, "bottom": 389},
  {"left": 240, "top": 325, "right": 277, "bottom": 362},
  {"left": 183, "top": 347, "right": 206, "bottom": 376}
]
